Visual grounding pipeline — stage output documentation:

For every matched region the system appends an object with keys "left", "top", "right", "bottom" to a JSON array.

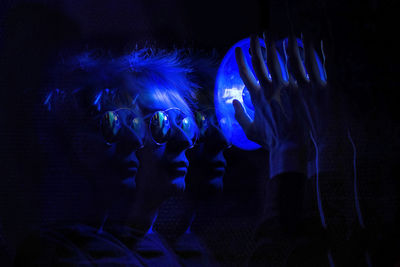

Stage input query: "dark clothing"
[
  {"left": 249, "top": 170, "right": 397, "bottom": 266},
  {"left": 108, "top": 225, "right": 182, "bottom": 267},
  {"left": 1, "top": 230, "right": 11, "bottom": 267},
  {"left": 14, "top": 224, "right": 144, "bottom": 266},
  {"left": 173, "top": 231, "right": 218, "bottom": 267},
  {"left": 249, "top": 172, "right": 336, "bottom": 266}
]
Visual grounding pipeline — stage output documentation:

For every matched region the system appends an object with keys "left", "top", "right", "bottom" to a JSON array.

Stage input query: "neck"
[
  {"left": 129, "top": 187, "right": 166, "bottom": 232},
  {"left": 88, "top": 183, "right": 136, "bottom": 227}
]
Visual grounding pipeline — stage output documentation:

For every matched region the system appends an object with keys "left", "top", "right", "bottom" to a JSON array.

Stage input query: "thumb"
[{"left": 233, "top": 99, "right": 252, "bottom": 134}]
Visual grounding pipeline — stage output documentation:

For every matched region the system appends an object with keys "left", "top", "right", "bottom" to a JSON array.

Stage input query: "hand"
[
  {"left": 287, "top": 35, "right": 346, "bottom": 152},
  {"left": 233, "top": 34, "right": 308, "bottom": 177}
]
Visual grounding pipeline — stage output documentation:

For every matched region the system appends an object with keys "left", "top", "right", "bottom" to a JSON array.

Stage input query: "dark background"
[{"left": 0, "top": 0, "right": 398, "bottom": 266}]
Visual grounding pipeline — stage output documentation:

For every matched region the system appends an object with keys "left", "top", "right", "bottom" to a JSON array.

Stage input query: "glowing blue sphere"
[
  {"left": 214, "top": 37, "right": 264, "bottom": 150},
  {"left": 215, "top": 37, "right": 309, "bottom": 150}
]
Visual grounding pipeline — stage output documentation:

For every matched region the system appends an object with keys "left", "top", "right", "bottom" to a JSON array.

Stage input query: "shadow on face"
[
  {"left": 136, "top": 87, "right": 197, "bottom": 198},
  {"left": 187, "top": 109, "right": 231, "bottom": 195},
  {"left": 40, "top": 87, "right": 145, "bottom": 223},
  {"left": 70, "top": 106, "right": 144, "bottom": 193}
]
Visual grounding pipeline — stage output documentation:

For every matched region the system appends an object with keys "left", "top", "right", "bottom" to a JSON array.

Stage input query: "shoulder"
[{"left": 15, "top": 224, "right": 144, "bottom": 266}]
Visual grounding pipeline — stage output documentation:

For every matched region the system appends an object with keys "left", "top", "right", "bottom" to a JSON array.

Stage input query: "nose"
[
  {"left": 167, "top": 124, "right": 193, "bottom": 152},
  {"left": 208, "top": 125, "right": 231, "bottom": 151},
  {"left": 116, "top": 125, "right": 144, "bottom": 155}
]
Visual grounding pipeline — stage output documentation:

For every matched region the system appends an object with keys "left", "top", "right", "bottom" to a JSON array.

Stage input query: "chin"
[
  {"left": 121, "top": 177, "right": 137, "bottom": 189},
  {"left": 171, "top": 176, "right": 186, "bottom": 192},
  {"left": 209, "top": 177, "right": 223, "bottom": 191}
]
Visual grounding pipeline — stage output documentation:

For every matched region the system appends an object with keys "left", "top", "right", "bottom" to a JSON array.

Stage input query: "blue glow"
[
  {"left": 44, "top": 89, "right": 64, "bottom": 111},
  {"left": 310, "top": 131, "right": 327, "bottom": 229},
  {"left": 215, "top": 37, "right": 264, "bottom": 150},
  {"left": 93, "top": 91, "right": 104, "bottom": 111},
  {"left": 44, "top": 91, "right": 54, "bottom": 111},
  {"left": 348, "top": 131, "right": 365, "bottom": 228},
  {"left": 314, "top": 50, "right": 327, "bottom": 83},
  {"left": 185, "top": 213, "right": 196, "bottom": 234},
  {"left": 282, "top": 38, "right": 308, "bottom": 79},
  {"left": 241, "top": 87, "right": 254, "bottom": 110},
  {"left": 276, "top": 49, "right": 289, "bottom": 83},
  {"left": 327, "top": 250, "right": 335, "bottom": 267}
]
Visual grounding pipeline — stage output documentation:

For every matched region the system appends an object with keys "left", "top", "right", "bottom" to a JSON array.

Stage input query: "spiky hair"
[
  {"left": 43, "top": 50, "right": 135, "bottom": 114},
  {"left": 184, "top": 51, "right": 220, "bottom": 109},
  {"left": 115, "top": 48, "right": 199, "bottom": 112}
]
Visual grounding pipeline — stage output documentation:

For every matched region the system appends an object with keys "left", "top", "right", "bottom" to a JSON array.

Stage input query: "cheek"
[
  {"left": 71, "top": 132, "right": 114, "bottom": 168},
  {"left": 139, "top": 144, "right": 165, "bottom": 165},
  {"left": 137, "top": 144, "right": 168, "bottom": 187},
  {"left": 188, "top": 145, "right": 205, "bottom": 161}
]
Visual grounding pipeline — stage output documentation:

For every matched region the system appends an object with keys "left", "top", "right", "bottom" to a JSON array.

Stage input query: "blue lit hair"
[
  {"left": 43, "top": 50, "right": 140, "bottom": 121},
  {"left": 115, "top": 48, "right": 199, "bottom": 115},
  {"left": 185, "top": 51, "right": 219, "bottom": 110}
]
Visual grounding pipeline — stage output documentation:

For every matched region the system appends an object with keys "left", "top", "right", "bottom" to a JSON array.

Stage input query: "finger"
[
  {"left": 277, "top": 38, "right": 290, "bottom": 85},
  {"left": 286, "top": 35, "right": 309, "bottom": 85},
  {"left": 319, "top": 40, "right": 328, "bottom": 84},
  {"left": 265, "top": 33, "right": 289, "bottom": 86},
  {"left": 250, "top": 35, "right": 271, "bottom": 90},
  {"left": 266, "top": 33, "right": 287, "bottom": 88},
  {"left": 235, "top": 47, "right": 261, "bottom": 99},
  {"left": 233, "top": 99, "right": 252, "bottom": 134},
  {"left": 262, "top": 32, "right": 268, "bottom": 64},
  {"left": 303, "top": 36, "right": 327, "bottom": 87}
]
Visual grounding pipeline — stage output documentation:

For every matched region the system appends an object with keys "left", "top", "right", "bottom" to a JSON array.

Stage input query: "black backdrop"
[{"left": 0, "top": 0, "right": 398, "bottom": 266}]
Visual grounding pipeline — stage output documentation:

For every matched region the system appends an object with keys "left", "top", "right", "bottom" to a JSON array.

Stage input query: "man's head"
[
  {"left": 118, "top": 49, "right": 198, "bottom": 198},
  {"left": 186, "top": 55, "right": 232, "bottom": 194},
  {"left": 42, "top": 51, "right": 144, "bottom": 200}
]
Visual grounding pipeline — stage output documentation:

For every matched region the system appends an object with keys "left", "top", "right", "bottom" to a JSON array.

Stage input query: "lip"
[
  {"left": 207, "top": 160, "right": 226, "bottom": 176},
  {"left": 121, "top": 161, "right": 139, "bottom": 176},
  {"left": 122, "top": 167, "right": 138, "bottom": 177},
  {"left": 171, "top": 160, "right": 189, "bottom": 168},
  {"left": 210, "top": 160, "right": 226, "bottom": 169},
  {"left": 124, "top": 161, "right": 139, "bottom": 168},
  {"left": 169, "top": 160, "right": 189, "bottom": 176}
]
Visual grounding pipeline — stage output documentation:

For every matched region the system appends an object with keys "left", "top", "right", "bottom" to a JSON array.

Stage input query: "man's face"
[
  {"left": 187, "top": 109, "right": 231, "bottom": 192},
  {"left": 136, "top": 87, "right": 197, "bottom": 194},
  {"left": 69, "top": 102, "right": 144, "bottom": 195}
]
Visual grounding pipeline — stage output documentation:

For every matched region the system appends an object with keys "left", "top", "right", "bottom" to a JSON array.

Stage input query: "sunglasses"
[
  {"left": 100, "top": 107, "right": 198, "bottom": 147},
  {"left": 194, "top": 108, "right": 232, "bottom": 146},
  {"left": 147, "top": 108, "right": 198, "bottom": 146},
  {"left": 100, "top": 108, "right": 145, "bottom": 146}
]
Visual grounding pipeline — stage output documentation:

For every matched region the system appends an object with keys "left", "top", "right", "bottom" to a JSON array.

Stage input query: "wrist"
[{"left": 269, "top": 143, "right": 307, "bottom": 178}]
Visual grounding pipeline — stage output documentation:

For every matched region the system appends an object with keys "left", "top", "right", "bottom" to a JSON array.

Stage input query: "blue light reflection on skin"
[
  {"left": 281, "top": 37, "right": 327, "bottom": 83},
  {"left": 214, "top": 37, "right": 264, "bottom": 150},
  {"left": 215, "top": 37, "right": 312, "bottom": 150},
  {"left": 282, "top": 37, "right": 308, "bottom": 80},
  {"left": 315, "top": 49, "right": 327, "bottom": 83},
  {"left": 277, "top": 51, "right": 289, "bottom": 83}
]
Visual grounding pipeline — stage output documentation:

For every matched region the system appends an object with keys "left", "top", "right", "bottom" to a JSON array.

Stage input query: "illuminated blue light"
[
  {"left": 215, "top": 37, "right": 265, "bottom": 150},
  {"left": 282, "top": 38, "right": 308, "bottom": 79},
  {"left": 276, "top": 49, "right": 289, "bottom": 83},
  {"left": 44, "top": 89, "right": 64, "bottom": 111},
  {"left": 93, "top": 91, "right": 103, "bottom": 111},
  {"left": 314, "top": 50, "right": 327, "bottom": 83},
  {"left": 44, "top": 91, "right": 54, "bottom": 111},
  {"left": 241, "top": 87, "right": 254, "bottom": 110}
]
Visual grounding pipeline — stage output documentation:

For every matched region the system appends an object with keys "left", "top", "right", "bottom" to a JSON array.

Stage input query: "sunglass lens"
[
  {"left": 150, "top": 111, "right": 170, "bottom": 144},
  {"left": 178, "top": 115, "right": 198, "bottom": 144},
  {"left": 101, "top": 111, "right": 122, "bottom": 143},
  {"left": 195, "top": 112, "right": 208, "bottom": 136}
]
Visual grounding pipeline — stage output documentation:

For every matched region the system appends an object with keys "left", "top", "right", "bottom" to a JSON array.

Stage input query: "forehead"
[{"left": 138, "top": 86, "right": 191, "bottom": 115}]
